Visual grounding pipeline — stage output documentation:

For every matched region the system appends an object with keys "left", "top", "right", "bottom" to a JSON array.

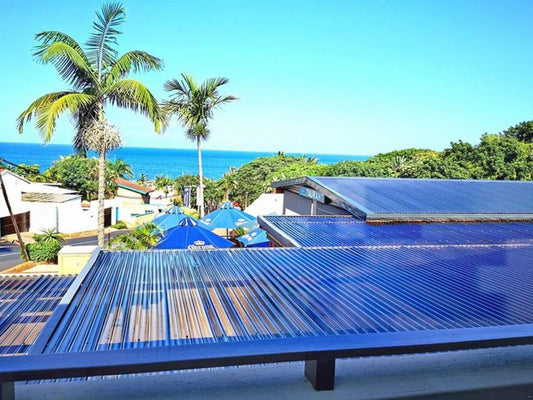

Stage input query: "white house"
[{"left": 0, "top": 169, "right": 118, "bottom": 236}]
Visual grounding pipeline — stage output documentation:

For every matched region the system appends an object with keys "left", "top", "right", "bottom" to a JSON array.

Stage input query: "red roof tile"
[{"left": 115, "top": 178, "right": 154, "bottom": 194}]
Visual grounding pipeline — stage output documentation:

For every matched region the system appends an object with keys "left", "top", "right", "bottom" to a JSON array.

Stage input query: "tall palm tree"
[
  {"left": 17, "top": 2, "right": 164, "bottom": 246},
  {"left": 163, "top": 74, "right": 236, "bottom": 217}
]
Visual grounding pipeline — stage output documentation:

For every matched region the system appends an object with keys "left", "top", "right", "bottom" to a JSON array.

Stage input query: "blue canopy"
[
  {"left": 201, "top": 201, "right": 256, "bottom": 229},
  {"left": 156, "top": 217, "right": 234, "bottom": 250},
  {"left": 153, "top": 207, "right": 211, "bottom": 231},
  {"left": 237, "top": 227, "right": 270, "bottom": 247}
]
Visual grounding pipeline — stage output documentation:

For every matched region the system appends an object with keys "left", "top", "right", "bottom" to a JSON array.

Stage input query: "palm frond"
[
  {"left": 186, "top": 122, "right": 210, "bottom": 142},
  {"left": 106, "top": 50, "right": 164, "bottom": 83},
  {"left": 34, "top": 41, "right": 96, "bottom": 90},
  {"left": 106, "top": 79, "right": 163, "bottom": 132},
  {"left": 17, "top": 91, "right": 73, "bottom": 133},
  {"left": 86, "top": 2, "right": 126, "bottom": 76},
  {"left": 33, "top": 93, "right": 95, "bottom": 142},
  {"left": 34, "top": 31, "right": 87, "bottom": 61}
]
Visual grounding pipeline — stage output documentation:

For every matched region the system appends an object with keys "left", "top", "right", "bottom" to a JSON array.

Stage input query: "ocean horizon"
[{"left": 0, "top": 142, "right": 369, "bottom": 180}]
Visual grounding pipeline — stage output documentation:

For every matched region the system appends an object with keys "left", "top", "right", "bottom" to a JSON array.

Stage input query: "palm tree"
[
  {"left": 154, "top": 175, "right": 172, "bottom": 198},
  {"left": 110, "top": 222, "right": 162, "bottom": 250},
  {"left": 17, "top": 3, "right": 163, "bottom": 247},
  {"left": 137, "top": 173, "right": 148, "bottom": 186},
  {"left": 219, "top": 166, "right": 237, "bottom": 201},
  {"left": 109, "top": 159, "right": 133, "bottom": 179},
  {"left": 163, "top": 74, "right": 237, "bottom": 217}
]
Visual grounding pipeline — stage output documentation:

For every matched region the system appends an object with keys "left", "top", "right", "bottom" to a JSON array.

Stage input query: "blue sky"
[{"left": 2, "top": 0, "right": 533, "bottom": 156}]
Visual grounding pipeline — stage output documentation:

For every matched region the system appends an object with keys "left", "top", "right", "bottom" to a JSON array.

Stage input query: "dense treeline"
[{"left": 2, "top": 121, "right": 532, "bottom": 209}]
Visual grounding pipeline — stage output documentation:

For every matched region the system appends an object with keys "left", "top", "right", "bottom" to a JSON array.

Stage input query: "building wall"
[
  {"left": 0, "top": 171, "right": 31, "bottom": 218},
  {"left": 116, "top": 187, "right": 148, "bottom": 205},
  {"left": 245, "top": 193, "right": 284, "bottom": 217},
  {"left": 282, "top": 191, "right": 350, "bottom": 216}
]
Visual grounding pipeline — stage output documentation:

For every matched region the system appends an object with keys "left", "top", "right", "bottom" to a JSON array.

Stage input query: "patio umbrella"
[
  {"left": 155, "top": 217, "right": 234, "bottom": 250},
  {"left": 201, "top": 201, "right": 256, "bottom": 230},
  {"left": 237, "top": 227, "right": 270, "bottom": 247},
  {"left": 152, "top": 206, "right": 211, "bottom": 231}
]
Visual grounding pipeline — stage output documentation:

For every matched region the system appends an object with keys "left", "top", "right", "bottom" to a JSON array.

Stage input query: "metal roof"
[
  {"left": 0, "top": 275, "right": 74, "bottom": 356},
  {"left": 272, "top": 177, "right": 533, "bottom": 221},
  {"left": 259, "top": 216, "right": 533, "bottom": 247},
  {"left": 34, "top": 245, "right": 533, "bottom": 354}
]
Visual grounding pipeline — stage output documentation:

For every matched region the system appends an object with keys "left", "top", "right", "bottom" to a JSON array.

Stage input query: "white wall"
[
  {"left": 0, "top": 171, "right": 30, "bottom": 217},
  {"left": 245, "top": 194, "right": 284, "bottom": 217}
]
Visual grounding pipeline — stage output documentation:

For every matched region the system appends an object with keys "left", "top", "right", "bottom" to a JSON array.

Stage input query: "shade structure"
[
  {"left": 155, "top": 217, "right": 234, "bottom": 250},
  {"left": 152, "top": 207, "right": 211, "bottom": 231},
  {"left": 237, "top": 227, "right": 270, "bottom": 247},
  {"left": 201, "top": 201, "right": 255, "bottom": 229}
]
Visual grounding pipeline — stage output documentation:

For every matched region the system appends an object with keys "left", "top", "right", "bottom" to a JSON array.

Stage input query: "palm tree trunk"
[
  {"left": 97, "top": 150, "right": 106, "bottom": 247},
  {"left": 197, "top": 136, "right": 205, "bottom": 217}
]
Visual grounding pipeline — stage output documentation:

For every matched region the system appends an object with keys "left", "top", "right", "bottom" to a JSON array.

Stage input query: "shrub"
[
  {"left": 24, "top": 241, "right": 61, "bottom": 263},
  {"left": 113, "top": 220, "right": 128, "bottom": 229}
]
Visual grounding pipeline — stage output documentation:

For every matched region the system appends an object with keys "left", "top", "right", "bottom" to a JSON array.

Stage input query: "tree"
[
  {"left": 154, "top": 175, "right": 172, "bottom": 198},
  {"left": 162, "top": 74, "right": 237, "bottom": 217},
  {"left": 109, "top": 159, "right": 133, "bottom": 179},
  {"left": 110, "top": 222, "right": 161, "bottom": 250},
  {"left": 502, "top": 121, "right": 533, "bottom": 143},
  {"left": 137, "top": 173, "right": 148, "bottom": 186},
  {"left": 17, "top": 2, "right": 163, "bottom": 246}
]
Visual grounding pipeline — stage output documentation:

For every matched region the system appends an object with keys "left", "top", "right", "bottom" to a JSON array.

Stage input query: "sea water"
[{"left": 0, "top": 142, "right": 368, "bottom": 180}]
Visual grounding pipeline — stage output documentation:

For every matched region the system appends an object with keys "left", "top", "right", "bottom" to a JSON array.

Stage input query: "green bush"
[
  {"left": 113, "top": 220, "right": 128, "bottom": 229},
  {"left": 24, "top": 241, "right": 61, "bottom": 263}
]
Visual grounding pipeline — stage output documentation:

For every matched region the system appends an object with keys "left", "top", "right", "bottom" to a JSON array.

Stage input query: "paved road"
[{"left": 0, "top": 231, "right": 127, "bottom": 273}]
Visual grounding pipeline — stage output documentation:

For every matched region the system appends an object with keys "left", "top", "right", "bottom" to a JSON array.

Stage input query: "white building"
[{"left": 0, "top": 169, "right": 118, "bottom": 236}]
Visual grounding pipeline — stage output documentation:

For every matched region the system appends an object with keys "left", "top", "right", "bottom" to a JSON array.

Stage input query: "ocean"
[{"left": 0, "top": 142, "right": 368, "bottom": 180}]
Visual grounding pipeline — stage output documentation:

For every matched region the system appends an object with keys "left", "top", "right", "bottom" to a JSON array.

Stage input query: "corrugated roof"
[
  {"left": 259, "top": 216, "right": 533, "bottom": 247},
  {"left": 38, "top": 245, "right": 533, "bottom": 354},
  {"left": 0, "top": 275, "right": 74, "bottom": 356},
  {"left": 272, "top": 177, "right": 533, "bottom": 221},
  {"left": 21, "top": 192, "right": 80, "bottom": 203}
]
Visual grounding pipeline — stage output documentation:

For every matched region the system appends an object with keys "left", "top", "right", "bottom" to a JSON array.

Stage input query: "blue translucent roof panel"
[
  {"left": 260, "top": 216, "right": 533, "bottom": 247},
  {"left": 39, "top": 245, "right": 533, "bottom": 354},
  {"left": 0, "top": 275, "right": 74, "bottom": 356},
  {"left": 309, "top": 177, "right": 533, "bottom": 216}
]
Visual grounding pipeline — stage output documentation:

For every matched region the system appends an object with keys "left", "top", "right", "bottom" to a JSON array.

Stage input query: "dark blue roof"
[
  {"left": 37, "top": 245, "right": 533, "bottom": 353},
  {"left": 273, "top": 177, "right": 533, "bottom": 221},
  {"left": 259, "top": 216, "right": 533, "bottom": 247}
]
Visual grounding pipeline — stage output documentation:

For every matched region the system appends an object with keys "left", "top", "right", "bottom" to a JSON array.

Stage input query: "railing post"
[
  {"left": 304, "top": 359, "right": 336, "bottom": 391},
  {"left": 0, "top": 382, "right": 14, "bottom": 400}
]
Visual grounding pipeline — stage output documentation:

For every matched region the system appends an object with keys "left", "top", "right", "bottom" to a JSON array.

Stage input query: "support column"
[
  {"left": 305, "top": 359, "right": 335, "bottom": 391},
  {"left": 0, "top": 382, "right": 14, "bottom": 400}
]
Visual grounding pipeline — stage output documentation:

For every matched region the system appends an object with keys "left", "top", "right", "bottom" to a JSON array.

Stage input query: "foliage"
[
  {"left": 17, "top": 2, "right": 163, "bottom": 247},
  {"left": 113, "top": 220, "right": 128, "bottom": 229},
  {"left": 108, "top": 159, "right": 133, "bottom": 179},
  {"left": 23, "top": 229, "right": 64, "bottom": 262},
  {"left": 162, "top": 73, "right": 237, "bottom": 217},
  {"left": 44, "top": 155, "right": 120, "bottom": 200},
  {"left": 501, "top": 121, "right": 533, "bottom": 143},
  {"left": 230, "top": 154, "right": 323, "bottom": 207},
  {"left": 154, "top": 175, "right": 173, "bottom": 197},
  {"left": 109, "top": 222, "right": 161, "bottom": 250}
]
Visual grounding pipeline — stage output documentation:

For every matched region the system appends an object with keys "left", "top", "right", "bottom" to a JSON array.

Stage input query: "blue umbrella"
[
  {"left": 153, "top": 206, "right": 211, "bottom": 231},
  {"left": 237, "top": 227, "right": 270, "bottom": 247},
  {"left": 156, "top": 217, "right": 234, "bottom": 250},
  {"left": 201, "top": 201, "right": 256, "bottom": 229}
]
